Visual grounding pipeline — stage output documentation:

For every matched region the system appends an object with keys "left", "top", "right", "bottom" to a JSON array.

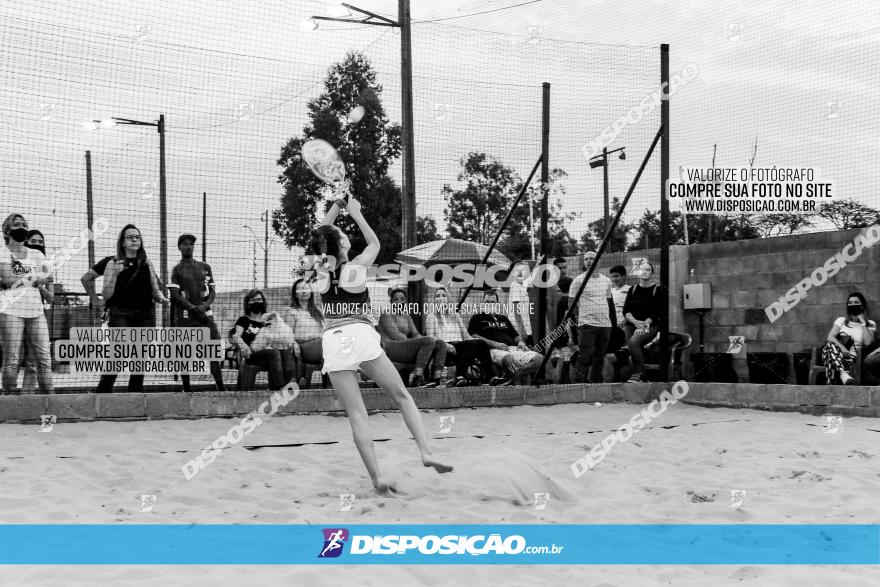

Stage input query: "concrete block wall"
[{"left": 684, "top": 227, "right": 878, "bottom": 383}]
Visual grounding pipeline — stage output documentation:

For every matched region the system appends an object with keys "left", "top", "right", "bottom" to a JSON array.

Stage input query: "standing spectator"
[
  {"left": 507, "top": 261, "right": 533, "bottom": 346},
  {"left": 548, "top": 258, "right": 573, "bottom": 383},
  {"left": 96, "top": 224, "right": 169, "bottom": 393},
  {"left": 822, "top": 292, "right": 876, "bottom": 385},
  {"left": 424, "top": 286, "right": 495, "bottom": 385},
  {"left": 169, "top": 234, "right": 225, "bottom": 392},
  {"left": 622, "top": 262, "right": 662, "bottom": 382},
  {"left": 0, "top": 214, "right": 54, "bottom": 394},
  {"left": 567, "top": 251, "right": 614, "bottom": 383},
  {"left": 288, "top": 277, "right": 325, "bottom": 388},
  {"left": 21, "top": 230, "right": 54, "bottom": 393},
  {"left": 230, "top": 289, "right": 296, "bottom": 390},
  {"left": 468, "top": 289, "right": 541, "bottom": 385},
  {"left": 378, "top": 287, "right": 445, "bottom": 387},
  {"left": 81, "top": 253, "right": 115, "bottom": 324}
]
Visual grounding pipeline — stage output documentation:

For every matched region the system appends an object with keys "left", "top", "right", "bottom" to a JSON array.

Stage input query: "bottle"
[{"left": 182, "top": 291, "right": 189, "bottom": 319}]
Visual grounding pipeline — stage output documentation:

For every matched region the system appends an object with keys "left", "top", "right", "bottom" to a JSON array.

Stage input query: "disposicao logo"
[{"left": 318, "top": 528, "right": 349, "bottom": 558}]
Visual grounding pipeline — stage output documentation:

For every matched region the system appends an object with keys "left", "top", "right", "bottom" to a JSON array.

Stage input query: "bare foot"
[
  {"left": 422, "top": 456, "right": 454, "bottom": 474},
  {"left": 373, "top": 477, "right": 398, "bottom": 494}
]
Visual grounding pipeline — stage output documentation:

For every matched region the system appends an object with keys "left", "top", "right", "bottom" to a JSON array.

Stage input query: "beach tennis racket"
[{"left": 301, "top": 139, "right": 350, "bottom": 204}]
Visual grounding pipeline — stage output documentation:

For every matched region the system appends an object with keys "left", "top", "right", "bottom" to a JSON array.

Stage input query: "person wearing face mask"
[
  {"left": 0, "top": 214, "right": 54, "bottom": 394},
  {"left": 96, "top": 224, "right": 170, "bottom": 393},
  {"left": 821, "top": 293, "right": 876, "bottom": 385},
  {"left": 21, "top": 230, "right": 54, "bottom": 393},
  {"left": 230, "top": 289, "right": 294, "bottom": 390},
  {"left": 621, "top": 261, "right": 662, "bottom": 383}
]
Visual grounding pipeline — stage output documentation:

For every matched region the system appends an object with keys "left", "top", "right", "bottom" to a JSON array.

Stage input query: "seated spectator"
[
  {"left": 822, "top": 292, "right": 876, "bottom": 385},
  {"left": 424, "top": 286, "right": 495, "bottom": 386},
  {"left": 622, "top": 261, "right": 661, "bottom": 383},
  {"left": 602, "top": 264, "right": 631, "bottom": 382},
  {"left": 288, "top": 277, "right": 325, "bottom": 388},
  {"left": 230, "top": 289, "right": 296, "bottom": 390},
  {"left": 468, "top": 289, "right": 543, "bottom": 385},
  {"left": 378, "top": 286, "right": 445, "bottom": 387}
]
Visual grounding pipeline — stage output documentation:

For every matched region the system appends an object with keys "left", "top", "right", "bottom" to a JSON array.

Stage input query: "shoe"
[
  {"left": 410, "top": 375, "right": 425, "bottom": 387},
  {"left": 628, "top": 373, "right": 642, "bottom": 382},
  {"left": 489, "top": 376, "right": 511, "bottom": 386},
  {"left": 444, "top": 378, "right": 458, "bottom": 388},
  {"left": 455, "top": 376, "right": 469, "bottom": 387},
  {"left": 420, "top": 379, "right": 441, "bottom": 388},
  {"left": 840, "top": 373, "right": 854, "bottom": 385}
]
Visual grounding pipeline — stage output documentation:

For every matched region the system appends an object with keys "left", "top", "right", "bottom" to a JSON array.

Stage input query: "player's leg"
[
  {"left": 359, "top": 352, "right": 453, "bottom": 475},
  {"left": 328, "top": 368, "right": 396, "bottom": 493}
]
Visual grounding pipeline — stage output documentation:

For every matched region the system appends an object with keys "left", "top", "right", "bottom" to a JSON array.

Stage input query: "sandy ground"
[{"left": 1, "top": 402, "right": 878, "bottom": 585}]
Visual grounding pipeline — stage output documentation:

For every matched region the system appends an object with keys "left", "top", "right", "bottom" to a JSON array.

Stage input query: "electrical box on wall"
[{"left": 683, "top": 283, "right": 712, "bottom": 310}]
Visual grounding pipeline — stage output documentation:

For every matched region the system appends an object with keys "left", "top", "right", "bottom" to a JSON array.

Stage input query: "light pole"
[
  {"left": 84, "top": 115, "right": 168, "bottom": 325},
  {"left": 309, "top": 2, "right": 415, "bottom": 250},
  {"left": 589, "top": 146, "right": 626, "bottom": 248},
  {"left": 243, "top": 214, "right": 273, "bottom": 290}
]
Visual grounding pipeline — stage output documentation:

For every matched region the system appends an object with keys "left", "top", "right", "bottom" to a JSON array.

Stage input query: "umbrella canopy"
[{"left": 395, "top": 238, "right": 512, "bottom": 267}]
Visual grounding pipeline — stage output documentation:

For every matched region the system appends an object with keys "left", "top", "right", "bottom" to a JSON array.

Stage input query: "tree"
[
  {"left": 442, "top": 153, "right": 576, "bottom": 261},
  {"left": 818, "top": 199, "right": 880, "bottom": 230},
  {"left": 275, "top": 52, "right": 403, "bottom": 263},
  {"left": 443, "top": 152, "right": 522, "bottom": 245},
  {"left": 579, "top": 197, "right": 632, "bottom": 252},
  {"left": 752, "top": 214, "right": 813, "bottom": 238},
  {"left": 416, "top": 215, "right": 441, "bottom": 244},
  {"left": 630, "top": 209, "right": 685, "bottom": 250},
  {"left": 503, "top": 169, "right": 578, "bottom": 260}
]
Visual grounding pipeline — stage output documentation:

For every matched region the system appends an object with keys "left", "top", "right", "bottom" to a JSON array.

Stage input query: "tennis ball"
[{"left": 348, "top": 105, "right": 365, "bottom": 123}]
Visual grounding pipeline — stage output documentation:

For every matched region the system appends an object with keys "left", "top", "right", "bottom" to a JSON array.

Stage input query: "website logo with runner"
[{"left": 318, "top": 528, "right": 349, "bottom": 558}]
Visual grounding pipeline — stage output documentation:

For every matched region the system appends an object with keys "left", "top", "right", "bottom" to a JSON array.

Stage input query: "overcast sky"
[{"left": 1, "top": 0, "right": 876, "bottom": 291}]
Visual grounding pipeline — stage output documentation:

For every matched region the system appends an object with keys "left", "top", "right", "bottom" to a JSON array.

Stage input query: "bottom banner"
[{"left": 0, "top": 525, "right": 877, "bottom": 565}]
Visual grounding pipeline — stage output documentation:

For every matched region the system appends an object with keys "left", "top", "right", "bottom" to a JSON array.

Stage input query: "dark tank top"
[{"left": 319, "top": 261, "right": 373, "bottom": 332}]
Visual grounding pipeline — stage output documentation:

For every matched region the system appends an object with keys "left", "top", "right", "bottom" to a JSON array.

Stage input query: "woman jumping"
[{"left": 311, "top": 194, "right": 453, "bottom": 493}]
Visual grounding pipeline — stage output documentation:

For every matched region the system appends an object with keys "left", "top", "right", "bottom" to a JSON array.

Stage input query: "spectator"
[
  {"left": 424, "top": 286, "right": 495, "bottom": 386},
  {"left": 288, "top": 277, "right": 325, "bottom": 388},
  {"left": 378, "top": 286, "right": 445, "bottom": 387},
  {"left": 604, "top": 264, "right": 631, "bottom": 382},
  {"left": 554, "top": 256, "right": 572, "bottom": 295},
  {"left": 822, "top": 292, "right": 876, "bottom": 385},
  {"left": 0, "top": 214, "right": 54, "bottom": 394},
  {"left": 81, "top": 253, "right": 115, "bottom": 324},
  {"left": 622, "top": 262, "right": 662, "bottom": 383},
  {"left": 97, "top": 224, "right": 169, "bottom": 393},
  {"left": 548, "top": 258, "right": 573, "bottom": 383},
  {"left": 169, "top": 234, "right": 225, "bottom": 392},
  {"left": 21, "top": 230, "right": 54, "bottom": 393},
  {"left": 507, "top": 261, "right": 533, "bottom": 346},
  {"left": 468, "top": 289, "right": 542, "bottom": 385},
  {"left": 230, "top": 289, "right": 297, "bottom": 390},
  {"left": 567, "top": 251, "right": 614, "bottom": 383}
]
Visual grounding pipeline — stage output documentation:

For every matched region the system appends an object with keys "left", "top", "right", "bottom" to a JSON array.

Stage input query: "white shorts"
[
  {"left": 489, "top": 346, "right": 542, "bottom": 366},
  {"left": 321, "top": 322, "right": 382, "bottom": 374}
]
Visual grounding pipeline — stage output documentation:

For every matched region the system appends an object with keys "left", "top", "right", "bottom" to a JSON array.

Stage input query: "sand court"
[{"left": 1, "top": 402, "right": 878, "bottom": 584}]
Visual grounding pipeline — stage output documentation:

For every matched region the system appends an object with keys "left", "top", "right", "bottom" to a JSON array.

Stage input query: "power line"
[{"left": 414, "top": 0, "right": 547, "bottom": 23}]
